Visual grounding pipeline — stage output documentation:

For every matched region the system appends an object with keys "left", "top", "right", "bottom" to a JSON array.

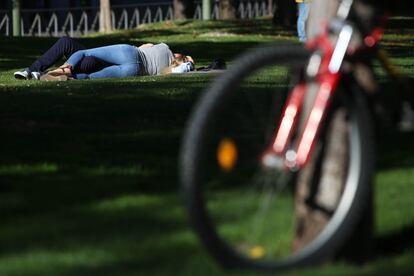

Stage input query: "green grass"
[{"left": 0, "top": 17, "right": 413, "bottom": 275}]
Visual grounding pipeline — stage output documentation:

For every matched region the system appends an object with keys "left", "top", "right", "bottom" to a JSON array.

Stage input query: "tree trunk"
[
  {"left": 219, "top": 0, "right": 236, "bottom": 20},
  {"left": 174, "top": 0, "right": 195, "bottom": 20},
  {"left": 268, "top": 0, "right": 274, "bottom": 16},
  {"left": 293, "top": 107, "right": 374, "bottom": 263},
  {"left": 272, "top": 0, "right": 296, "bottom": 26},
  {"left": 293, "top": 109, "right": 349, "bottom": 252},
  {"left": 100, "top": 0, "right": 112, "bottom": 33}
]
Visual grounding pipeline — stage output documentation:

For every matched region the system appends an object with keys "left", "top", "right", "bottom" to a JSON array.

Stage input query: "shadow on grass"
[
  {"left": 374, "top": 223, "right": 414, "bottom": 258},
  {"left": 0, "top": 75, "right": 213, "bottom": 274},
  {"left": 376, "top": 130, "right": 414, "bottom": 170},
  {"left": 386, "top": 17, "right": 414, "bottom": 30}
]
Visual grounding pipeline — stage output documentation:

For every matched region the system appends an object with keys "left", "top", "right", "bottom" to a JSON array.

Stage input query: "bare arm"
[{"left": 138, "top": 43, "right": 154, "bottom": 49}]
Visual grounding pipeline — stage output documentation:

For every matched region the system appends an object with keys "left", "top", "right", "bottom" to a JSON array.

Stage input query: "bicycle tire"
[{"left": 180, "top": 44, "right": 374, "bottom": 271}]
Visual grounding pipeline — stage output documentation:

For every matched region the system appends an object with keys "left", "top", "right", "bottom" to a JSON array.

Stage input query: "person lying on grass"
[{"left": 14, "top": 36, "right": 195, "bottom": 81}]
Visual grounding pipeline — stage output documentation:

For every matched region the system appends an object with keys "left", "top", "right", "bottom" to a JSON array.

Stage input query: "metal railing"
[
  {"left": 0, "top": 2, "right": 173, "bottom": 37},
  {"left": 0, "top": 0, "right": 270, "bottom": 37},
  {"left": 238, "top": 0, "right": 268, "bottom": 19},
  {"left": 193, "top": 0, "right": 269, "bottom": 19},
  {"left": 0, "top": 10, "right": 9, "bottom": 36}
]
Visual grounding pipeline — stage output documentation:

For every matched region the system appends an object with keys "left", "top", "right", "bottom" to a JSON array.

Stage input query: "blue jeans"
[
  {"left": 67, "top": 44, "right": 141, "bottom": 79},
  {"left": 297, "top": 3, "right": 310, "bottom": 42},
  {"left": 29, "top": 36, "right": 111, "bottom": 74}
]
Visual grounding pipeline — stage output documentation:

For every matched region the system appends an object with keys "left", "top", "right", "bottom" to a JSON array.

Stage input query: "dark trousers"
[{"left": 29, "top": 36, "right": 112, "bottom": 73}]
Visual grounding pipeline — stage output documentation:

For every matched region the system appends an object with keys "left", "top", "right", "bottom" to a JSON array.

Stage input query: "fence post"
[
  {"left": 12, "top": 0, "right": 21, "bottom": 36},
  {"left": 202, "top": 0, "right": 211, "bottom": 20}
]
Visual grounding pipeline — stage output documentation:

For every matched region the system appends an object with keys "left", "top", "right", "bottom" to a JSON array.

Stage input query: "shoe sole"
[{"left": 14, "top": 73, "right": 28, "bottom": 80}]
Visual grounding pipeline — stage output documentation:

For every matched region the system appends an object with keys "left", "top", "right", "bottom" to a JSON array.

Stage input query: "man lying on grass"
[{"left": 14, "top": 36, "right": 195, "bottom": 81}]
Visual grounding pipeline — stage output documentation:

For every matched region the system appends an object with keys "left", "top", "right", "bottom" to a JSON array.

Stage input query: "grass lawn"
[{"left": 0, "top": 17, "right": 413, "bottom": 275}]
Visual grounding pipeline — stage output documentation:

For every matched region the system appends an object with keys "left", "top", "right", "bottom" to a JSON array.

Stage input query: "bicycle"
[{"left": 180, "top": 0, "right": 409, "bottom": 271}]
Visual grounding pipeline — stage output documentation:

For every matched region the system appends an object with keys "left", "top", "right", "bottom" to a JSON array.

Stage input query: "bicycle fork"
[{"left": 262, "top": 21, "right": 354, "bottom": 171}]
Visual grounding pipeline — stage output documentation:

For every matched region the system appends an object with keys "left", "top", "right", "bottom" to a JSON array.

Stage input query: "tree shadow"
[
  {"left": 0, "top": 76, "right": 207, "bottom": 274},
  {"left": 374, "top": 223, "right": 414, "bottom": 259}
]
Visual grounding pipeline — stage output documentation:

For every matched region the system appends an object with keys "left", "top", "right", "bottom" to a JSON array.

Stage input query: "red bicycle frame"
[{"left": 263, "top": 19, "right": 383, "bottom": 170}]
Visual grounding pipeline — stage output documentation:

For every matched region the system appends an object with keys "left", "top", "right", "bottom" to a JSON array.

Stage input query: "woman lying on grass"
[{"left": 14, "top": 36, "right": 195, "bottom": 81}]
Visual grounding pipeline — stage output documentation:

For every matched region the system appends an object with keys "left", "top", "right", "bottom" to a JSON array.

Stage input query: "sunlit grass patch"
[
  {"left": 0, "top": 249, "right": 115, "bottom": 276},
  {"left": 375, "top": 168, "right": 414, "bottom": 235},
  {"left": 87, "top": 194, "right": 163, "bottom": 213},
  {"left": 0, "top": 163, "right": 58, "bottom": 175},
  {"left": 81, "top": 164, "right": 154, "bottom": 177}
]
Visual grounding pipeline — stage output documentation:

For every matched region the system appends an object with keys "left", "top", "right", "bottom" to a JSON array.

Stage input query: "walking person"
[{"left": 296, "top": 0, "right": 311, "bottom": 42}]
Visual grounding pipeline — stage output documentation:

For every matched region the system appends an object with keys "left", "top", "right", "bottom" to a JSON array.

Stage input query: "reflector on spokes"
[{"left": 217, "top": 138, "right": 238, "bottom": 171}]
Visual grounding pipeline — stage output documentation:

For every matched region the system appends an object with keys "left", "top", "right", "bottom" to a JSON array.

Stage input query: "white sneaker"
[
  {"left": 14, "top": 69, "right": 31, "bottom": 80},
  {"left": 14, "top": 68, "right": 41, "bottom": 80},
  {"left": 31, "top": 72, "right": 41, "bottom": 80}
]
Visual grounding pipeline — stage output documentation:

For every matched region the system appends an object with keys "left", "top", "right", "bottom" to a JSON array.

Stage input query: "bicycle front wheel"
[{"left": 180, "top": 44, "right": 374, "bottom": 271}]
